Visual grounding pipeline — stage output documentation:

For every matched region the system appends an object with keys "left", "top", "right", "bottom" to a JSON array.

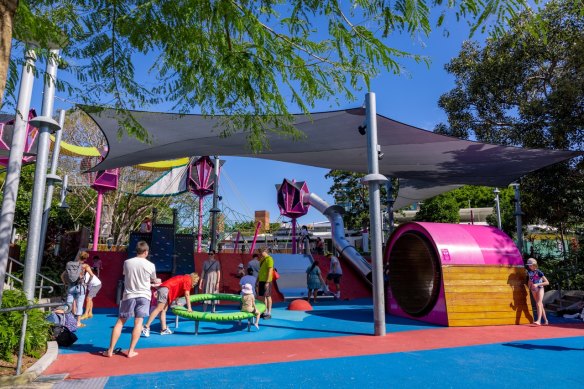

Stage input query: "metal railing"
[
  {"left": 6, "top": 256, "right": 64, "bottom": 300},
  {"left": 0, "top": 301, "right": 71, "bottom": 375}
]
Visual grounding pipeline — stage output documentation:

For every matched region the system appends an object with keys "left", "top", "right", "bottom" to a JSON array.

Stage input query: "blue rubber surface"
[{"left": 105, "top": 336, "right": 584, "bottom": 388}]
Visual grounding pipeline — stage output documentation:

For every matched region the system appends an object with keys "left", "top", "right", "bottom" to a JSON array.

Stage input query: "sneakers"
[
  {"left": 142, "top": 327, "right": 150, "bottom": 337},
  {"left": 160, "top": 328, "right": 173, "bottom": 335}
]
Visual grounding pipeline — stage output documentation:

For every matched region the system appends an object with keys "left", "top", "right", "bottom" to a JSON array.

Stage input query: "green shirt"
[{"left": 258, "top": 255, "right": 274, "bottom": 282}]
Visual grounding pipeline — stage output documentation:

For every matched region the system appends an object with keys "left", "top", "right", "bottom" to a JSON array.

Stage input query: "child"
[
  {"left": 241, "top": 283, "right": 260, "bottom": 329},
  {"left": 526, "top": 258, "right": 549, "bottom": 325},
  {"left": 92, "top": 255, "right": 103, "bottom": 278}
]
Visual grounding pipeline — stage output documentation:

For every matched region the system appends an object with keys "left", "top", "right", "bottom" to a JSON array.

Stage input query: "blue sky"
[{"left": 22, "top": 9, "right": 500, "bottom": 225}]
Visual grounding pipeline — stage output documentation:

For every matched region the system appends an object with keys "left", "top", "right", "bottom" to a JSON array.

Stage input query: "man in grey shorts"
[{"left": 104, "top": 241, "right": 157, "bottom": 358}]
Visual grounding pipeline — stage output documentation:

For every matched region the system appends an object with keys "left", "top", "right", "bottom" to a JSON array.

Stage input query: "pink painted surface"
[
  {"left": 91, "top": 169, "right": 119, "bottom": 191},
  {"left": 384, "top": 222, "right": 522, "bottom": 326},
  {"left": 0, "top": 110, "right": 38, "bottom": 167}
]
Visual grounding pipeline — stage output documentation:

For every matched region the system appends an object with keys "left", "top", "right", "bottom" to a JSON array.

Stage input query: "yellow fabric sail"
[{"left": 51, "top": 135, "right": 189, "bottom": 171}]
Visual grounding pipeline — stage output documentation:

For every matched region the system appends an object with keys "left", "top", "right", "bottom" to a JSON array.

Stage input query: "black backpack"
[
  {"left": 65, "top": 261, "right": 83, "bottom": 285},
  {"left": 52, "top": 325, "right": 78, "bottom": 347}
]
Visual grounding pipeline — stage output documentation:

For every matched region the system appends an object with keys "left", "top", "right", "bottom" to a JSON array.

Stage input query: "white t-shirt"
[
  {"left": 123, "top": 256, "right": 156, "bottom": 300},
  {"left": 84, "top": 272, "right": 102, "bottom": 287},
  {"left": 330, "top": 256, "right": 342, "bottom": 275}
]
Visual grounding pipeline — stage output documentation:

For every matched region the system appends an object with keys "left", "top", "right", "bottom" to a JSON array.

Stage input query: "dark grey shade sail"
[{"left": 83, "top": 107, "right": 582, "bottom": 207}]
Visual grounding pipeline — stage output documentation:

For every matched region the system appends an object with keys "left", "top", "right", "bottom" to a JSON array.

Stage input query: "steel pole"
[
  {"left": 92, "top": 190, "right": 104, "bottom": 251},
  {"left": 363, "top": 92, "right": 388, "bottom": 336},
  {"left": 513, "top": 184, "right": 523, "bottom": 254},
  {"left": 38, "top": 109, "right": 67, "bottom": 270},
  {"left": 0, "top": 49, "right": 37, "bottom": 307},
  {"left": 209, "top": 156, "right": 221, "bottom": 251},
  {"left": 197, "top": 197, "right": 203, "bottom": 253},
  {"left": 386, "top": 180, "right": 394, "bottom": 236},
  {"left": 23, "top": 49, "right": 61, "bottom": 300},
  {"left": 494, "top": 187, "right": 502, "bottom": 230}
]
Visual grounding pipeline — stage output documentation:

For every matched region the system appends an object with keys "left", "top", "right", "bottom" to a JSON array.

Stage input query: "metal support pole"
[
  {"left": 209, "top": 156, "right": 221, "bottom": 251},
  {"left": 494, "top": 187, "right": 502, "bottom": 230},
  {"left": 38, "top": 109, "right": 66, "bottom": 271},
  {"left": 291, "top": 218, "right": 297, "bottom": 254},
  {"left": 0, "top": 48, "right": 37, "bottom": 307},
  {"left": 363, "top": 92, "right": 388, "bottom": 336},
  {"left": 92, "top": 190, "right": 104, "bottom": 251},
  {"left": 15, "top": 312, "right": 28, "bottom": 375},
  {"left": 385, "top": 180, "right": 395, "bottom": 237},
  {"left": 197, "top": 197, "right": 203, "bottom": 253},
  {"left": 23, "top": 49, "right": 61, "bottom": 301},
  {"left": 512, "top": 183, "right": 523, "bottom": 254}
]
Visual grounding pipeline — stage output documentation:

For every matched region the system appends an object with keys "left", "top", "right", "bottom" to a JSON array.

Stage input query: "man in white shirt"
[
  {"left": 326, "top": 252, "right": 343, "bottom": 299},
  {"left": 104, "top": 241, "right": 157, "bottom": 358}
]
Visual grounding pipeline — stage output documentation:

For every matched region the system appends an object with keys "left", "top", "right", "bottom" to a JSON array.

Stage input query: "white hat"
[
  {"left": 238, "top": 263, "right": 244, "bottom": 268},
  {"left": 242, "top": 283, "right": 254, "bottom": 295}
]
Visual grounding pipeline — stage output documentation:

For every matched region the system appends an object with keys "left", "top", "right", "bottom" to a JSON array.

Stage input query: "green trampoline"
[{"left": 172, "top": 293, "right": 266, "bottom": 334}]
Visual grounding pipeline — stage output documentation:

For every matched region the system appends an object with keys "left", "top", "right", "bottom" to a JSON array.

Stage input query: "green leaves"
[
  {"left": 436, "top": 0, "right": 584, "bottom": 231},
  {"left": 6, "top": 0, "right": 541, "bottom": 151},
  {"left": 0, "top": 290, "right": 51, "bottom": 363}
]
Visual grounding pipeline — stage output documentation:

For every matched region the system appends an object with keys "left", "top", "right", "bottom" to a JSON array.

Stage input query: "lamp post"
[{"left": 494, "top": 188, "right": 502, "bottom": 230}]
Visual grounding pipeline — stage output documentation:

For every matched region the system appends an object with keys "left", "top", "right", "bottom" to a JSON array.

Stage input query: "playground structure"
[
  {"left": 0, "top": 110, "right": 38, "bottom": 167},
  {"left": 172, "top": 293, "right": 267, "bottom": 334},
  {"left": 385, "top": 222, "right": 532, "bottom": 326}
]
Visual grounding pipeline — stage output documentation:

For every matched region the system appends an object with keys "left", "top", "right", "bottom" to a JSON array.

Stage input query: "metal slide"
[{"left": 308, "top": 193, "right": 372, "bottom": 284}]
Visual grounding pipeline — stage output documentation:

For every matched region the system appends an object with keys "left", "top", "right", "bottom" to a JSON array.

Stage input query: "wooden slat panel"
[
  {"left": 443, "top": 265, "right": 532, "bottom": 327},
  {"left": 447, "top": 304, "right": 531, "bottom": 313},
  {"left": 443, "top": 266, "right": 526, "bottom": 274},
  {"left": 449, "top": 317, "right": 532, "bottom": 326},
  {"left": 442, "top": 272, "right": 518, "bottom": 281},
  {"left": 446, "top": 292, "right": 525, "bottom": 300},
  {"left": 443, "top": 279, "right": 525, "bottom": 286},
  {"left": 448, "top": 311, "right": 531, "bottom": 319}
]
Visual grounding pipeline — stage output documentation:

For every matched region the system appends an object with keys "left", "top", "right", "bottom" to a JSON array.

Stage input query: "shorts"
[
  {"left": 258, "top": 281, "right": 272, "bottom": 297},
  {"left": 119, "top": 297, "right": 150, "bottom": 318},
  {"left": 156, "top": 287, "right": 170, "bottom": 305},
  {"left": 327, "top": 273, "right": 342, "bottom": 284},
  {"left": 87, "top": 284, "right": 102, "bottom": 298}
]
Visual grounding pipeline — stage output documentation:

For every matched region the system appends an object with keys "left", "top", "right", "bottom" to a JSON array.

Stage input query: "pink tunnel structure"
[{"left": 385, "top": 222, "right": 532, "bottom": 327}]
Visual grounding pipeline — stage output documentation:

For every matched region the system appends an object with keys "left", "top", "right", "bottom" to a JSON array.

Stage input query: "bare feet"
[
  {"left": 533, "top": 321, "right": 541, "bottom": 326},
  {"left": 126, "top": 350, "right": 139, "bottom": 358},
  {"left": 543, "top": 320, "right": 549, "bottom": 326},
  {"left": 254, "top": 323, "right": 259, "bottom": 329},
  {"left": 101, "top": 350, "right": 113, "bottom": 357}
]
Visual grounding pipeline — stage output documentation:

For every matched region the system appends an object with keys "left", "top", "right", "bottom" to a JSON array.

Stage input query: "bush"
[{"left": 0, "top": 289, "right": 51, "bottom": 363}]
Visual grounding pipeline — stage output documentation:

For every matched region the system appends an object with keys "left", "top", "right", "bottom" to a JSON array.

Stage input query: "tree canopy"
[
  {"left": 435, "top": 0, "right": 584, "bottom": 231},
  {"left": 1, "top": 0, "right": 543, "bottom": 151}
]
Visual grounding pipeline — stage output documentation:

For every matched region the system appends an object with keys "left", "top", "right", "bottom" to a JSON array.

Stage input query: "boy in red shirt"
[{"left": 142, "top": 272, "right": 199, "bottom": 336}]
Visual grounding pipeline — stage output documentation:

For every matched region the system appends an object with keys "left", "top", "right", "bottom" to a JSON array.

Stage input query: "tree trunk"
[{"left": 0, "top": 0, "right": 18, "bottom": 107}]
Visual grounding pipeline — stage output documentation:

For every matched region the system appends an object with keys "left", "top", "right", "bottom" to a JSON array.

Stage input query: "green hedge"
[{"left": 0, "top": 289, "right": 51, "bottom": 363}]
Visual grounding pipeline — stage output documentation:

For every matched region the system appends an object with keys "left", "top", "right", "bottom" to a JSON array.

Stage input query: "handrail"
[
  {"left": 5, "top": 273, "right": 54, "bottom": 294},
  {"left": 8, "top": 256, "right": 64, "bottom": 287},
  {"left": 0, "top": 301, "right": 71, "bottom": 375}
]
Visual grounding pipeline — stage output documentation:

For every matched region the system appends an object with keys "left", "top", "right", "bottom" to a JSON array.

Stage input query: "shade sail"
[{"left": 83, "top": 107, "right": 582, "bottom": 207}]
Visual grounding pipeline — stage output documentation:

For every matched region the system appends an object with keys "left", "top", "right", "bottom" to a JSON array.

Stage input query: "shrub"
[{"left": 0, "top": 289, "right": 51, "bottom": 363}]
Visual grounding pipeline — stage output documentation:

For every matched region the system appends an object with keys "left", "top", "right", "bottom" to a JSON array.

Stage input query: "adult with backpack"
[{"left": 61, "top": 251, "right": 89, "bottom": 328}]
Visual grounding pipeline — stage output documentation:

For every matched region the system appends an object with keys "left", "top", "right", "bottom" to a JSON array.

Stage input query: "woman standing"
[
  {"left": 306, "top": 260, "right": 325, "bottom": 304},
  {"left": 526, "top": 258, "right": 549, "bottom": 325},
  {"left": 199, "top": 250, "right": 221, "bottom": 312}
]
